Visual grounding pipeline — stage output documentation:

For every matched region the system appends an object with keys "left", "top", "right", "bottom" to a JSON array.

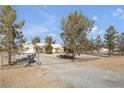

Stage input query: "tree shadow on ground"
[
  {"left": 57, "top": 54, "right": 99, "bottom": 62},
  {"left": 57, "top": 54, "right": 74, "bottom": 59},
  {"left": 0, "top": 54, "right": 37, "bottom": 70},
  {"left": 87, "top": 53, "right": 124, "bottom": 57}
]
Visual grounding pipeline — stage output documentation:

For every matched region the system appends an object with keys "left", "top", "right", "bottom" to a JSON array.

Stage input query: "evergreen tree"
[
  {"left": 94, "top": 35, "right": 102, "bottom": 53},
  {"left": 104, "top": 25, "right": 118, "bottom": 56},
  {"left": 60, "top": 11, "right": 94, "bottom": 58},
  {"left": 45, "top": 36, "right": 54, "bottom": 54},
  {"left": 117, "top": 32, "right": 124, "bottom": 56},
  {"left": 88, "top": 37, "right": 95, "bottom": 53},
  {"left": 0, "top": 6, "right": 25, "bottom": 65},
  {"left": 32, "top": 36, "right": 41, "bottom": 44}
]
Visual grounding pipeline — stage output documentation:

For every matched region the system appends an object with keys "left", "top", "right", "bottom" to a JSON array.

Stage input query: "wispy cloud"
[
  {"left": 90, "top": 26, "right": 105, "bottom": 40},
  {"left": 91, "top": 26, "right": 98, "bottom": 36},
  {"left": 92, "top": 16, "right": 98, "bottom": 21},
  {"left": 23, "top": 9, "right": 59, "bottom": 43},
  {"left": 113, "top": 8, "right": 124, "bottom": 20},
  {"left": 23, "top": 24, "right": 49, "bottom": 40},
  {"left": 113, "top": 8, "right": 123, "bottom": 16}
]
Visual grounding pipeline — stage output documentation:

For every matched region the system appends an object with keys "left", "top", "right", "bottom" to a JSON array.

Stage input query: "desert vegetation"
[{"left": 60, "top": 11, "right": 124, "bottom": 59}]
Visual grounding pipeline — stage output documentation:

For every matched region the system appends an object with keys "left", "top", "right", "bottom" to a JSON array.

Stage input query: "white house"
[
  {"left": 22, "top": 43, "right": 35, "bottom": 53},
  {"left": 51, "top": 44, "right": 64, "bottom": 53},
  {"left": 23, "top": 43, "right": 64, "bottom": 54},
  {"left": 99, "top": 47, "right": 109, "bottom": 53}
]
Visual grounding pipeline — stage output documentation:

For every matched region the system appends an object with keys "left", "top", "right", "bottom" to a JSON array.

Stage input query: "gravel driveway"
[{"left": 38, "top": 54, "right": 124, "bottom": 88}]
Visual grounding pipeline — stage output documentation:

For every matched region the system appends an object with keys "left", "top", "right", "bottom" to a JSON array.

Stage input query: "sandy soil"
[
  {"left": 0, "top": 54, "right": 124, "bottom": 88},
  {"left": 0, "top": 66, "right": 74, "bottom": 88},
  {"left": 78, "top": 56, "right": 124, "bottom": 72}
]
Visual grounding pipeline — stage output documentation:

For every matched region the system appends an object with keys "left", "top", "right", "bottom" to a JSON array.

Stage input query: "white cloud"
[
  {"left": 113, "top": 8, "right": 123, "bottom": 16},
  {"left": 91, "top": 26, "right": 105, "bottom": 36},
  {"left": 89, "top": 26, "right": 105, "bottom": 41},
  {"left": 113, "top": 8, "right": 124, "bottom": 20},
  {"left": 92, "top": 16, "right": 98, "bottom": 21},
  {"left": 91, "top": 26, "right": 98, "bottom": 36}
]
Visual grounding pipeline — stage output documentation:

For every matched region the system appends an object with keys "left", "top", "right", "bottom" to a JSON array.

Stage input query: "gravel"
[
  {"left": 38, "top": 54, "right": 124, "bottom": 88},
  {"left": 1, "top": 53, "right": 124, "bottom": 88}
]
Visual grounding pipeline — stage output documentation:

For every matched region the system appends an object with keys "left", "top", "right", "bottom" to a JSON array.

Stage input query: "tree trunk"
[
  {"left": 8, "top": 47, "right": 12, "bottom": 65},
  {"left": 98, "top": 49, "right": 100, "bottom": 54},
  {"left": 72, "top": 52, "right": 76, "bottom": 62},
  {"left": 1, "top": 53, "right": 3, "bottom": 70},
  {"left": 108, "top": 49, "right": 111, "bottom": 57},
  {"left": 72, "top": 53, "right": 75, "bottom": 59},
  {"left": 72, "top": 50, "right": 77, "bottom": 62},
  {"left": 122, "top": 51, "right": 124, "bottom": 56}
]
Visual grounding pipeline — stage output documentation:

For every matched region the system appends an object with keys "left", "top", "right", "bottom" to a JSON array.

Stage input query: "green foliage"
[
  {"left": 32, "top": 36, "right": 41, "bottom": 44},
  {"left": 0, "top": 45, "right": 3, "bottom": 52},
  {"left": 88, "top": 37, "right": 95, "bottom": 53},
  {"left": 45, "top": 36, "right": 55, "bottom": 44},
  {"left": 45, "top": 36, "right": 54, "bottom": 54},
  {"left": 45, "top": 44, "right": 53, "bottom": 54},
  {"left": 104, "top": 25, "right": 118, "bottom": 56},
  {"left": 0, "top": 5, "right": 25, "bottom": 65},
  {"left": 94, "top": 35, "right": 102, "bottom": 53},
  {"left": 60, "top": 11, "right": 94, "bottom": 58},
  {"left": 117, "top": 32, "right": 124, "bottom": 56}
]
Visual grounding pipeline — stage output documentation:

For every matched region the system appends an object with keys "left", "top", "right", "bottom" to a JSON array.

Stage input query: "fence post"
[
  {"left": 36, "top": 46, "right": 41, "bottom": 65},
  {"left": 1, "top": 52, "right": 3, "bottom": 70}
]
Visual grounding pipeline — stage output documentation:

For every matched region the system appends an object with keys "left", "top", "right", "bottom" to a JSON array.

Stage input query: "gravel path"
[
  {"left": 39, "top": 54, "right": 124, "bottom": 88},
  {"left": 1, "top": 53, "right": 124, "bottom": 87}
]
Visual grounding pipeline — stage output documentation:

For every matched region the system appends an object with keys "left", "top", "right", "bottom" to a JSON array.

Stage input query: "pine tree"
[
  {"left": 32, "top": 36, "right": 41, "bottom": 44},
  {"left": 104, "top": 25, "right": 118, "bottom": 56},
  {"left": 94, "top": 35, "right": 102, "bottom": 54},
  {"left": 60, "top": 11, "right": 94, "bottom": 58},
  {"left": 117, "top": 32, "right": 124, "bottom": 56},
  {"left": 0, "top": 6, "right": 25, "bottom": 65},
  {"left": 45, "top": 36, "right": 54, "bottom": 54}
]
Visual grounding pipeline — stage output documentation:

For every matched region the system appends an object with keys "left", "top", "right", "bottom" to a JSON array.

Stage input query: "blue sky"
[{"left": 13, "top": 5, "right": 124, "bottom": 44}]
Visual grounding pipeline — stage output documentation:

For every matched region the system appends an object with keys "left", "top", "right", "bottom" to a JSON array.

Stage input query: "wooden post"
[
  {"left": 36, "top": 46, "right": 41, "bottom": 65},
  {"left": 1, "top": 52, "right": 3, "bottom": 70},
  {"left": 38, "top": 51, "right": 40, "bottom": 64},
  {"left": 2, "top": 53, "right": 3, "bottom": 70}
]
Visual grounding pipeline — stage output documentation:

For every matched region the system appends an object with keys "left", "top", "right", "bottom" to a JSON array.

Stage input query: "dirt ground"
[
  {"left": 0, "top": 55, "right": 124, "bottom": 88},
  {"left": 0, "top": 66, "right": 74, "bottom": 88},
  {"left": 79, "top": 56, "right": 124, "bottom": 72}
]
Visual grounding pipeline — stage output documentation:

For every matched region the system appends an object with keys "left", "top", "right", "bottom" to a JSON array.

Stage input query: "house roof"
[
  {"left": 52, "top": 44, "right": 63, "bottom": 48},
  {"left": 23, "top": 43, "right": 63, "bottom": 49},
  {"left": 36, "top": 43, "right": 46, "bottom": 47}
]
